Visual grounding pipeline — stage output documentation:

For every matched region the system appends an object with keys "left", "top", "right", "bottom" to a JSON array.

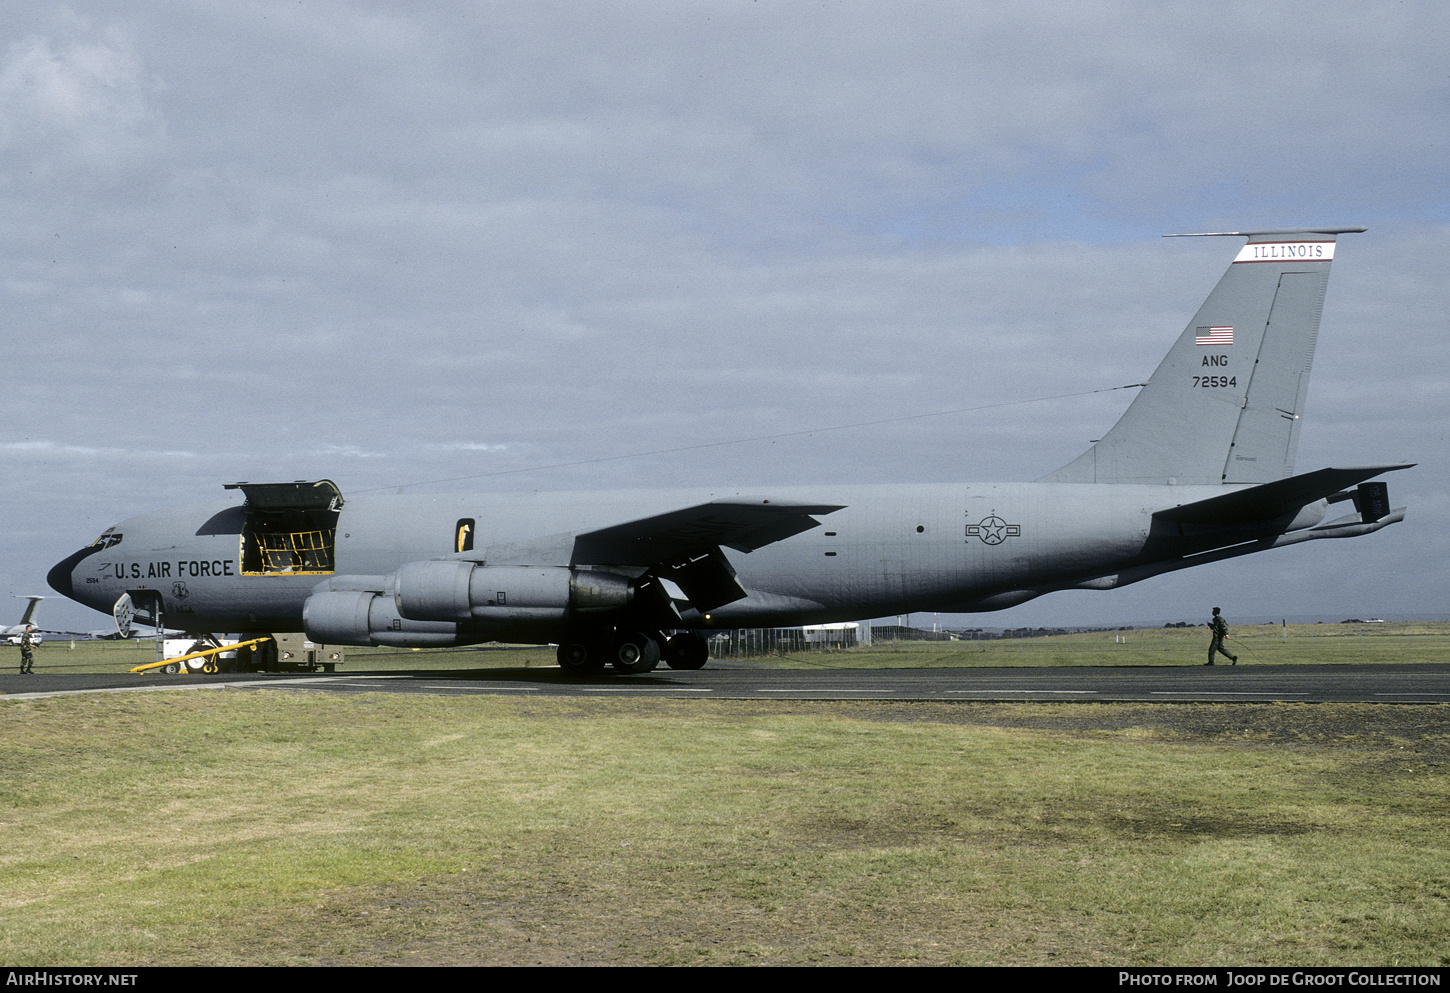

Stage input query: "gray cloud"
[{"left": 5, "top": 2, "right": 1446, "bottom": 630}]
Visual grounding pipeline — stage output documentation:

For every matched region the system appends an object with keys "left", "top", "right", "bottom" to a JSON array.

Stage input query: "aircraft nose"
[
  {"left": 48, "top": 545, "right": 100, "bottom": 601},
  {"left": 47, "top": 553, "right": 77, "bottom": 599}
]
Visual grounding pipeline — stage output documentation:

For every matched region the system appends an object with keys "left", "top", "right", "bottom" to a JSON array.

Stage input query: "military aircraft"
[
  {"left": 47, "top": 226, "right": 1409, "bottom": 673},
  {"left": 3, "top": 595, "right": 45, "bottom": 645}
]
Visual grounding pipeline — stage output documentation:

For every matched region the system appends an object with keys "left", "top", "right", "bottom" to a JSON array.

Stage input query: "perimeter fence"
[{"left": 707, "top": 622, "right": 1450, "bottom": 666}]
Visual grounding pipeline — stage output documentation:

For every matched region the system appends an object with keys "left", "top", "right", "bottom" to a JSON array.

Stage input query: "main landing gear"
[
  {"left": 555, "top": 629, "right": 709, "bottom": 674},
  {"left": 661, "top": 631, "right": 708, "bottom": 670}
]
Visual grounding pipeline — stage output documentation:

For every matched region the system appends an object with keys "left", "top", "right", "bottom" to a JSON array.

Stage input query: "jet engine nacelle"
[
  {"left": 303, "top": 589, "right": 460, "bottom": 648},
  {"left": 393, "top": 562, "right": 633, "bottom": 624}
]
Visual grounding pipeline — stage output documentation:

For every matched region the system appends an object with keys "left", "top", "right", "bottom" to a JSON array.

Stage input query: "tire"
[
  {"left": 557, "top": 641, "right": 605, "bottom": 673},
  {"left": 612, "top": 633, "right": 661, "bottom": 674},
  {"left": 663, "top": 633, "right": 709, "bottom": 670}
]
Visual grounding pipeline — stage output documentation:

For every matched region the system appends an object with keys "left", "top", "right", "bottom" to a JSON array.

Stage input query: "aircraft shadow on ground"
[{"left": 333, "top": 666, "right": 693, "bottom": 686}]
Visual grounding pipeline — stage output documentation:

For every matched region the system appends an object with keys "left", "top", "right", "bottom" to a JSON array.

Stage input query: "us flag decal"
[{"left": 1196, "top": 326, "right": 1233, "bottom": 346}]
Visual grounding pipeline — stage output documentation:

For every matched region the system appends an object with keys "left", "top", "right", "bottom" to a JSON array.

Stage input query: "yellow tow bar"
[{"left": 130, "top": 637, "right": 273, "bottom": 675}]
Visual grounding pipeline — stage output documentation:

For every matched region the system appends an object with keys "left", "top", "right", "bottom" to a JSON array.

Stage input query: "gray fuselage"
[{"left": 50, "top": 480, "right": 1302, "bottom": 637}]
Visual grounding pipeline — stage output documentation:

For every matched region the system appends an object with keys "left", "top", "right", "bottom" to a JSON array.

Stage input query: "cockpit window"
[{"left": 91, "top": 529, "right": 123, "bottom": 549}]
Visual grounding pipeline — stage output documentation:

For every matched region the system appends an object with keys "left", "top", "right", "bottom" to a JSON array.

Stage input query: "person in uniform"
[
  {"left": 19, "top": 624, "right": 36, "bottom": 674},
  {"left": 1206, "top": 607, "right": 1237, "bottom": 666}
]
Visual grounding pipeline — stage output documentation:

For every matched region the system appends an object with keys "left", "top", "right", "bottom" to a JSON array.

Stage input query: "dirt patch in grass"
[
  {"left": 831, "top": 700, "right": 1450, "bottom": 754},
  {"left": 239, "top": 861, "right": 1106, "bottom": 966}
]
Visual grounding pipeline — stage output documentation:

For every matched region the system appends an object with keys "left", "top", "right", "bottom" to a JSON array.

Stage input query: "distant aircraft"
[
  {"left": 47, "top": 227, "right": 1409, "bottom": 672},
  {"left": 3, "top": 595, "right": 45, "bottom": 645}
]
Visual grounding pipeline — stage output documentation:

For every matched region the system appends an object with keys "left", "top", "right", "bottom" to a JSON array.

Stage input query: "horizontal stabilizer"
[
  {"left": 1153, "top": 464, "right": 1413, "bottom": 526},
  {"left": 572, "top": 499, "right": 844, "bottom": 567}
]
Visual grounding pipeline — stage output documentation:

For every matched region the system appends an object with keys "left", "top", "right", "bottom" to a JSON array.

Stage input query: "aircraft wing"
[
  {"left": 1153, "top": 464, "right": 1413, "bottom": 526},
  {"left": 565, "top": 499, "right": 843, "bottom": 613},
  {"left": 571, "top": 499, "right": 845, "bottom": 566}
]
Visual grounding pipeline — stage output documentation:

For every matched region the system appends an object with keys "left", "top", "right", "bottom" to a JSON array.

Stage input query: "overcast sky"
[{"left": 4, "top": 1, "right": 1447, "bottom": 634}]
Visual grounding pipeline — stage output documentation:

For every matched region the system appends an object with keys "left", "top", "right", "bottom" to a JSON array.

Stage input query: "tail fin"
[
  {"left": 15, "top": 595, "right": 43, "bottom": 627},
  {"left": 1043, "top": 226, "right": 1365, "bottom": 485}
]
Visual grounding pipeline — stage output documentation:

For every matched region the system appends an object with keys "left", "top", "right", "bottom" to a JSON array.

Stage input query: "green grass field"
[
  {"left": 10, "top": 621, "right": 1450, "bottom": 674},
  {"left": 5, "top": 625, "right": 1446, "bottom": 965},
  {"left": 1, "top": 690, "right": 1447, "bottom": 966}
]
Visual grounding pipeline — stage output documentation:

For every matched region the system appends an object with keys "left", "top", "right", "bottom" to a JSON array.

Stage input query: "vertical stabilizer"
[
  {"left": 1042, "top": 227, "right": 1363, "bottom": 485},
  {"left": 14, "top": 595, "right": 43, "bottom": 628}
]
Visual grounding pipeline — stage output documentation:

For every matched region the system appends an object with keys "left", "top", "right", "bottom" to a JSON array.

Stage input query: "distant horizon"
[{"left": 884, "top": 613, "right": 1450, "bottom": 632}]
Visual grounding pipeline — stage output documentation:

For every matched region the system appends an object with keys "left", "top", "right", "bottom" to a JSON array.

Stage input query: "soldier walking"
[
  {"left": 1206, "top": 607, "right": 1237, "bottom": 666},
  {"left": 19, "top": 624, "right": 36, "bottom": 674}
]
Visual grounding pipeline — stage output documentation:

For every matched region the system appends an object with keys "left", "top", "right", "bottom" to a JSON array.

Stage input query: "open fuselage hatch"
[{"left": 225, "top": 479, "right": 343, "bottom": 576}]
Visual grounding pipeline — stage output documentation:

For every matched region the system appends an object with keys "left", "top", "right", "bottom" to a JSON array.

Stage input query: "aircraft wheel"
[
  {"left": 557, "top": 641, "right": 605, "bottom": 673},
  {"left": 663, "top": 633, "right": 709, "bottom": 670},
  {"left": 186, "top": 657, "right": 207, "bottom": 674},
  {"left": 163, "top": 662, "right": 180, "bottom": 674},
  {"left": 612, "top": 632, "right": 660, "bottom": 674}
]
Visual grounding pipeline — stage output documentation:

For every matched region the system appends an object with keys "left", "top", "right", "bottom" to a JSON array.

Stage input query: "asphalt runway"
[{"left": 4, "top": 661, "right": 1449, "bottom": 703}]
